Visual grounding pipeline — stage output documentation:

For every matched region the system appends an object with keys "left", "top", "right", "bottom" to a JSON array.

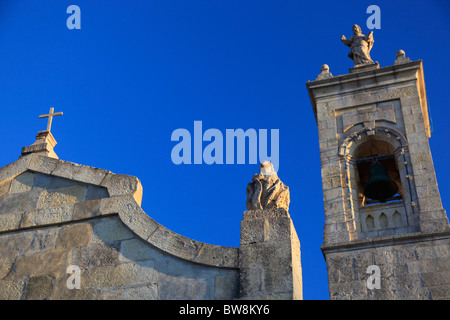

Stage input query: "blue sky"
[{"left": 0, "top": 0, "right": 449, "bottom": 300}]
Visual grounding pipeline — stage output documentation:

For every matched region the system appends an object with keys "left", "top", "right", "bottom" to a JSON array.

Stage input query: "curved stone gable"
[
  {"left": 0, "top": 154, "right": 241, "bottom": 300},
  {"left": 0, "top": 154, "right": 239, "bottom": 269}
]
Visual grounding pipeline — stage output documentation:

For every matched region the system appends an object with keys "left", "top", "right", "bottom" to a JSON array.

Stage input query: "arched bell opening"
[
  {"left": 353, "top": 138, "right": 403, "bottom": 207},
  {"left": 340, "top": 128, "right": 418, "bottom": 237}
]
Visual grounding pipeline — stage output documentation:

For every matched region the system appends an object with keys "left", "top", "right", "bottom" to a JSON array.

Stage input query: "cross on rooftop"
[{"left": 39, "top": 107, "right": 63, "bottom": 132}]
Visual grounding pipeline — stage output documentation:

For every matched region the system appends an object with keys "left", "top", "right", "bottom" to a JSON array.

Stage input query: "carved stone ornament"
[
  {"left": 246, "top": 161, "right": 290, "bottom": 212},
  {"left": 341, "top": 24, "right": 374, "bottom": 66}
]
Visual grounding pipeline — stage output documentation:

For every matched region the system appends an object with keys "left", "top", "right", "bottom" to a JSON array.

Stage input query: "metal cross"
[{"left": 39, "top": 107, "right": 63, "bottom": 132}]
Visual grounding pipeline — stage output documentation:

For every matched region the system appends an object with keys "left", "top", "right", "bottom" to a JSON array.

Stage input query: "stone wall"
[
  {"left": 0, "top": 215, "right": 238, "bottom": 299},
  {"left": 323, "top": 232, "right": 450, "bottom": 300},
  {"left": 0, "top": 154, "right": 239, "bottom": 300}
]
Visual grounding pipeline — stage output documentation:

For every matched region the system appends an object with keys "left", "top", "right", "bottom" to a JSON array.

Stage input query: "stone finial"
[
  {"left": 21, "top": 130, "right": 59, "bottom": 159},
  {"left": 396, "top": 49, "right": 405, "bottom": 57},
  {"left": 394, "top": 49, "right": 411, "bottom": 65},
  {"left": 316, "top": 64, "right": 333, "bottom": 80},
  {"left": 245, "top": 161, "right": 290, "bottom": 212}
]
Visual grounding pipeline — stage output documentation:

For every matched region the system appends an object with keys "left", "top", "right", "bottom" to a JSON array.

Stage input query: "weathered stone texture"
[
  {"left": 0, "top": 214, "right": 239, "bottom": 300},
  {"left": 239, "top": 207, "right": 302, "bottom": 300},
  {"left": 24, "top": 275, "right": 55, "bottom": 300},
  {"left": 0, "top": 155, "right": 240, "bottom": 300},
  {"left": 323, "top": 233, "right": 450, "bottom": 300},
  {"left": 0, "top": 171, "right": 108, "bottom": 216}
]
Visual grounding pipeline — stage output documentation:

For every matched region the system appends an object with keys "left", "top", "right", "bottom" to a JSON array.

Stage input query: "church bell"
[{"left": 364, "top": 161, "right": 398, "bottom": 202}]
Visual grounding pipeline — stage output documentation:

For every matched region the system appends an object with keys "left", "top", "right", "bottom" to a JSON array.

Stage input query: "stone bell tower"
[{"left": 306, "top": 26, "right": 450, "bottom": 300}]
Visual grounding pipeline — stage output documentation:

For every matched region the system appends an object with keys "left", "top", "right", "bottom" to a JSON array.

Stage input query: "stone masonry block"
[
  {"left": 240, "top": 218, "right": 266, "bottom": 245},
  {"left": 0, "top": 211, "right": 23, "bottom": 232},
  {"left": 321, "top": 166, "right": 340, "bottom": 178},
  {"left": 0, "top": 190, "right": 41, "bottom": 214},
  {"left": 99, "top": 195, "right": 140, "bottom": 216},
  {"left": 240, "top": 240, "right": 292, "bottom": 270},
  {"left": 430, "top": 285, "right": 450, "bottom": 299},
  {"left": 0, "top": 231, "right": 35, "bottom": 259},
  {"left": 56, "top": 222, "right": 93, "bottom": 249},
  {"left": 322, "top": 175, "right": 342, "bottom": 189},
  {"left": 86, "top": 185, "right": 109, "bottom": 201},
  {"left": 0, "top": 156, "right": 31, "bottom": 183},
  {"left": 36, "top": 185, "right": 87, "bottom": 209},
  {"left": 419, "top": 218, "right": 450, "bottom": 233},
  {"left": 27, "top": 228, "right": 59, "bottom": 254},
  {"left": 156, "top": 273, "right": 208, "bottom": 299},
  {"left": 71, "top": 241, "right": 121, "bottom": 269},
  {"left": 100, "top": 173, "right": 143, "bottom": 205},
  {"left": 9, "top": 171, "right": 35, "bottom": 194},
  {"left": 84, "top": 260, "right": 155, "bottom": 288},
  {"left": 91, "top": 216, "right": 135, "bottom": 243},
  {"left": 193, "top": 243, "right": 239, "bottom": 268},
  {"left": 0, "top": 280, "right": 26, "bottom": 299},
  {"left": 239, "top": 267, "right": 262, "bottom": 297},
  {"left": 0, "top": 179, "right": 11, "bottom": 195},
  {"left": 24, "top": 275, "right": 55, "bottom": 300},
  {"left": 421, "top": 271, "right": 450, "bottom": 287},
  {"left": 21, "top": 205, "right": 74, "bottom": 228},
  {"left": 28, "top": 155, "right": 59, "bottom": 175},
  {"left": 262, "top": 265, "right": 293, "bottom": 294},
  {"left": 120, "top": 205, "right": 160, "bottom": 241},
  {"left": 0, "top": 256, "right": 14, "bottom": 280},
  {"left": 147, "top": 226, "right": 203, "bottom": 262},
  {"left": 73, "top": 199, "right": 102, "bottom": 220},
  {"left": 5, "top": 248, "right": 70, "bottom": 281},
  {"left": 119, "top": 238, "right": 163, "bottom": 263},
  {"left": 51, "top": 160, "right": 108, "bottom": 186},
  {"left": 264, "top": 217, "right": 293, "bottom": 242},
  {"left": 32, "top": 172, "right": 78, "bottom": 190},
  {"left": 214, "top": 273, "right": 239, "bottom": 300}
]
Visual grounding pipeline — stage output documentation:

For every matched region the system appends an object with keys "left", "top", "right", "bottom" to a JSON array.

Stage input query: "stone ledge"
[
  {"left": 307, "top": 60, "right": 421, "bottom": 89},
  {"left": 306, "top": 60, "right": 424, "bottom": 121},
  {"left": 321, "top": 229, "right": 450, "bottom": 254}
]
